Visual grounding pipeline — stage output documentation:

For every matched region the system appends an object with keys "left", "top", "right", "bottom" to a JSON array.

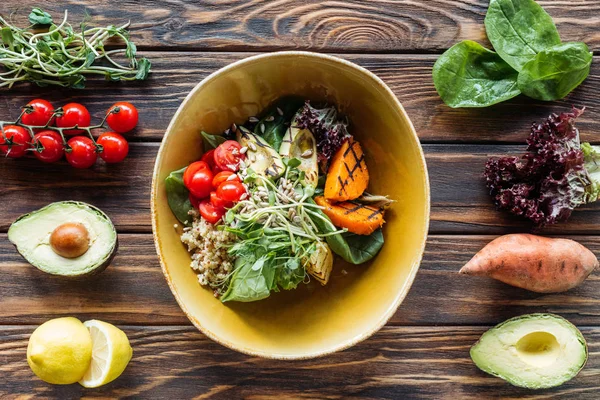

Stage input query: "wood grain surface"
[
  {"left": 2, "top": 325, "right": 600, "bottom": 399},
  {"left": 2, "top": 0, "right": 600, "bottom": 398},
  {"left": 1, "top": 52, "right": 598, "bottom": 143},
  {"left": 2, "top": 0, "right": 600, "bottom": 53}
]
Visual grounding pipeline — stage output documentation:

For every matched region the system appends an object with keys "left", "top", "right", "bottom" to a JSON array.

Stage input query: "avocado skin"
[
  {"left": 9, "top": 201, "right": 118, "bottom": 278},
  {"left": 470, "top": 313, "right": 588, "bottom": 389}
]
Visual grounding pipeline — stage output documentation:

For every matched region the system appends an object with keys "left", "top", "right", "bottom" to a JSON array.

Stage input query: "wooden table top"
[{"left": 2, "top": 1, "right": 600, "bottom": 398}]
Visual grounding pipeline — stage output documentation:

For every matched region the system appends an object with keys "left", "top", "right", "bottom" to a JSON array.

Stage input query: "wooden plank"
[
  {"left": 1, "top": 144, "right": 599, "bottom": 235},
  {"left": 3, "top": 233, "right": 600, "bottom": 326},
  {"left": 1, "top": 53, "right": 598, "bottom": 143},
  {"left": 2, "top": 1, "right": 599, "bottom": 53},
  {"left": 1, "top": 324, "right": 599, "bottom": 399}
]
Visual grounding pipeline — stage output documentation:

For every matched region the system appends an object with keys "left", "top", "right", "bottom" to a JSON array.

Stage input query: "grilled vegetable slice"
[
  {"left": 236, "top": 126, "right": 285, "bottom": 179},
  {"left": 279, "top": 115, "right": 319, "bottom": 187},
  {"left": 306, "top": 242, "right": 333, "bottom": 285},
  {"left": 324, "top": 138, "right": 369, "bottom": 201},
  {"left": 315, "top": 196, "right": 384, "bottom": 235}
]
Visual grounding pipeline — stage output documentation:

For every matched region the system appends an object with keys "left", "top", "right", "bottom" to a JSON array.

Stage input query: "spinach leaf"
[
  {"left": 517, "top": 42, "right": 593, "bottom": 101},
  {"left": 276, "top": 258, "right": 305, "bottom": 290},
  {"left": 484, "top": 0, "right": 561, "bottom": 72},
  {"left": 221, "top": 257, "right": 272, "bottom": 303},
  {"left": 200, "top": 131, "right": 227, "bottom": 150},
  {"left": 341, "top": 230, "right": 384, "bottom": 264},
  {"left": 254, "top": 96, "right": 304, "bottom": 151},
  {"left": 433, "top": 41, "right": 521, "bottom": 108},
  {"left": 28, "top": 8, "right": 53, "bottom": 26},
  {"left": 308, "top": 204, "right": 384, "bottom": 264},
  {"left": 164, "top": 167, "right": 193, "bottom": 226}
]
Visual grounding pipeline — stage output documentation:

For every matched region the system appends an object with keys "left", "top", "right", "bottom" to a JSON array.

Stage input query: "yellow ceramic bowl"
[{"left": 152, "top": 52, "right": 430, "bottom": 359}]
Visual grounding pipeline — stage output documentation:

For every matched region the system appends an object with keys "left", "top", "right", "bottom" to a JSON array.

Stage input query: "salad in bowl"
[{"left": 166, "top": 97, "right": 391, "bottom": 302}]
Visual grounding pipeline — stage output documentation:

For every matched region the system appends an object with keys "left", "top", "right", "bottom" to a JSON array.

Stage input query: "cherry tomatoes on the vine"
[
  {"left": 56, "top": 103, "right": 91, "bottom": 135},
  {"left": 97, "top": 132, "right": 129, "bottom": 163},
  {"left": 212, "top": 171, "right": 240, "bottom": 189},
  {"left": 214, "top": 140, "right": 245, "bottom": 172},
  {"left": 21, "top": 99, "right": 55, "bottom": 129},
  {"left": 106, "top": 102, "right": 138, "bottom": 133},
  {"left": 32, "top": 130, "right": 64, "bottom": 163},
  {"left": 66, "top": 136, "right": 97, "bottom": 169},
  {"left": 183, "top": 161, "right": 214, "bottom": 199},
  {"left": 0, "top": 125, "right": 30, "bottom": 158},
  {"left": 198, "top": 199, "right": 225, "bottom": 224},
  {"left": 216, "top": 181, "right": 246, "bottom": 202}
]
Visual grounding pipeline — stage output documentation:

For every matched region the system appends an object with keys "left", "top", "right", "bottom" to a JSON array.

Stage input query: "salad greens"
[
  {"left": 165, "top": 167, "right": 193, "bottom": 226},
  {"left": 433, "top": 0, "right": 592, "bottom": 108},
  {"left": 432, "top": 41, "right": 520, "bottom": 108},
  {"left": 484, "top": 0, "right": 561, "bottom": 72},
  {"left": 517, "top": 43, "right": 593, "bottom": 101},
  {"left": 165, "top": 97, "right": 390, "bottom": 303}
]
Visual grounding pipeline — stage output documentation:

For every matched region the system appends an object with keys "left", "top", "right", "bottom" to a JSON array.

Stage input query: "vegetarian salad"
[{"left": 166, "top": 97, "right": 391, "bottom": 302}]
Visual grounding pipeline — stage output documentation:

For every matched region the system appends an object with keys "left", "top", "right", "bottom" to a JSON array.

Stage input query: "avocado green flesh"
[
  {"left": 279, "top": 125, "right": 319, "bottom": 187},
  {"left": 471, "top": 313, "right": 587, "bottom": 389},
  {"left": 236, "top": 127, "right": 285, "bottom": 179},
  {"left": 8, "top": 202, "right": 117, "bottom": 276}
]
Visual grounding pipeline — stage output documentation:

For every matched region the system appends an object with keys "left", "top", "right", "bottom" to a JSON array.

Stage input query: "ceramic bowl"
[{"left": 151, "top": 51, "right": 430, "bottom": 359}]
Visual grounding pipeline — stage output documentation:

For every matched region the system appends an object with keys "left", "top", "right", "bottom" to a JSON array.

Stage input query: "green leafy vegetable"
[
  {"left": 221, "top": 257, "right": 272, "bottom": 303},
  {"left": 484, "top": 0, "right": 561, "bottom": 71},
  {"left": 308, "top": 203, "right": 384, "bottom": 264},
  {"left": 432, "top": 41, "right": 520, "bottom": 108},
  {"left": 517, "top": 42, "right": 593, "bottom": 101},
  {"left": 164, "top": 167, "right": 193, "bottom": 226},
  {"left": 254, "top": 96, "right": 304, "bottom": 151},
  {"left": 0, "top": 8, "right": 151, "bottom": 89},
  {"left": 28, "top": 8, "right": 53, "bottom": 26},
  {"left": 200, "top": 131, "right": 227, "bottom": 150}
]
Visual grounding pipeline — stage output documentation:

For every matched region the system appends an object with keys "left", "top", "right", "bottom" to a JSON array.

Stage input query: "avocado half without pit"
[
  {"left": 471, "top": 314, "right": 587, "bottom": 389},
  {"left": 8, "top": 201, "right": 118, "bottom": 277}
]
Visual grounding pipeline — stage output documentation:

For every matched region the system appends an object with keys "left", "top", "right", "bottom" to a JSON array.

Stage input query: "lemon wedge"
[
  {"left": 78, "top": 320, "right": 133, "bottom": 388},
  {"left": 27, "top": 317, "right": 93, "bottom": 384}
]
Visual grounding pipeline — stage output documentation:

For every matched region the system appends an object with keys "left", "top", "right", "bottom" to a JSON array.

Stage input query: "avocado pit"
[{"left": 50, "top": 222, "right": 90, "bottom": 259}]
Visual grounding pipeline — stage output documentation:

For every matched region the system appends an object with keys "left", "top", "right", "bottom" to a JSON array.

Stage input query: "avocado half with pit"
[
  {"left": 8, "top": 201, "right": 118, "bottom": 277},
  {"left": 471, "top": 313, "right": 587, "bottom": 389}
]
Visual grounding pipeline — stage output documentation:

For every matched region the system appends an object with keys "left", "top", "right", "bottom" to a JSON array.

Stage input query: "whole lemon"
[{"left": 27, "top": 317, "right": 92, "bottom": 384}]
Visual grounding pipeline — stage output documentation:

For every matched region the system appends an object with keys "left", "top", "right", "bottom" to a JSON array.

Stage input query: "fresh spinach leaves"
[
  {"left": 164, "top": 167, "right": 194, "bottom": 226},
  {"left": 221, "top": 257, "right": 273, "bottom": 303},
  {"left": 433, "top": 0, "right": 592, "bottom": 108},
  {"left": 200, "top": 131, "right": 227, "bottom": 150},
  {"left": 432, "top": 41, "right": 521, "bottom": 108},
  {"left": 484, "top": 0, "right": 561, "bottom": 72},
  {"left": 254, "top": 96, "right": 304, "bottom": 151},
  {"left": 518, "top": 42, "right": 593, "bottom": 101}
]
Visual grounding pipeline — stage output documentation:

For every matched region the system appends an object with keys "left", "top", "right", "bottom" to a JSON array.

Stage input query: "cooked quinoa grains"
[{"left": 180, "top": 210, "right": 236, "bottom": 296}]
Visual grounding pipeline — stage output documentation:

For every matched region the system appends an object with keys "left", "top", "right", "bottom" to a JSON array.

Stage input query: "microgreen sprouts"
[{"left": 0, "top": 8, "right": 150, "bottom": 89}]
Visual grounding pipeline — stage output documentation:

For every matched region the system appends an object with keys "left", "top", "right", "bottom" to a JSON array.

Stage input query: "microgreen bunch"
[{"left": 0, "top": 8, "right": 150, "bottom": 89}]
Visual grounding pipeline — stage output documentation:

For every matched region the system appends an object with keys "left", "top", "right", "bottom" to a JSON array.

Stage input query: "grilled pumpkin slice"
[
  {"left": 325, "top": 138, "right": 369, "bottom": 201},
  {"left": 315, "top": 196, "right": 384, "bottom": 235}
]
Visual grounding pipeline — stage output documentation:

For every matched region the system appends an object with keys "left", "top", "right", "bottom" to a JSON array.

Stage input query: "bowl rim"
[{"left": 151, "top": 50, "right": 431, "bottom": 359}]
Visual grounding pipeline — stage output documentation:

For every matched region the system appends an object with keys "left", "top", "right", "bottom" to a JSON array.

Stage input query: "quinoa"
[{"left": 180, "top": 210, "right": 236, "bottom": 297}]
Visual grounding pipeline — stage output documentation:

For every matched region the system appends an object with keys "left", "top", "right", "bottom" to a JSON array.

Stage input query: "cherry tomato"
[
  {"left": 55, "top": 103, "right": 91, "bottom": 135},
  {"left": 214, "top": 140, "right": 245, "bottom": 172},
  {"left": 189, "top": 193, "right": 201, "bottom": 210},
  {"left": 97, "top": 132, "right": 129, "bottom": 163},
  {"left": 201, "top": 149, "right": 217, "bottom": 170},
  {"left": 210, "top": 191, "right": 233, "bottom": 210},
  {"left": 0, "top": 125, "right": 30, "bottom": 158},
  {"left": 198, "top": 199, "right": 225, "bottom": 224},
  {"left": 32, "top": 130, "right": 64, "bottom": 163},
  {"left": 66, "top": 136, "right": 97, "bottom": 169},
  {"left": 21, "top": 99, "right": 55, "bottom": 129},
  {"left": 212, "top": 171, "right": 240, "bottom": 189},
  {"left": 106, "top": 102, "right": 138, "bottom": 133},
  {"left": 183, "top": 161, "right": 214, "bottom": 199},
  {"left": 217, "top": 181, "right": 247, "bottom": 202}
]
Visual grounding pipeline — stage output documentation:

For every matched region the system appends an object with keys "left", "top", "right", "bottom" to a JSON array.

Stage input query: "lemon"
[
  {"left": 27, "top": 317, "right": 93, "bottom": 384},
  {"left": 78, "top": 320, "right": 133, "bottom": 388}
]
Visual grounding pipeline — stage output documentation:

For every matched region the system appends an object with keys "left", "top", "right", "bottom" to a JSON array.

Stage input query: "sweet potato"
[
  {"left": 460, "top": 234, "right": 598, "bottom": 293},
  {"left": 325, "top": 138, "right": 369, "bottom": 202},
  {"left": 315, "top": 196, "right": 384, "bottom": 235}
]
